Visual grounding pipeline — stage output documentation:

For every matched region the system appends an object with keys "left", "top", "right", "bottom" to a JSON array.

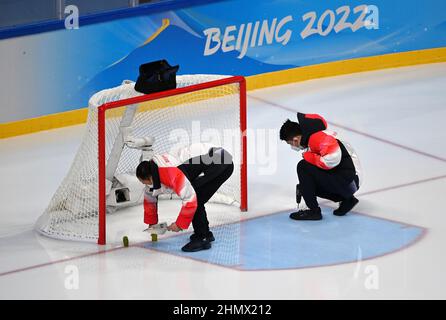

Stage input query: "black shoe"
[
  {"left": 333, "top": 196, "right": 359, "bottom": 216},
  {"left": 289, "top": 208, "right": 322, "bottom": 221},
  {"left": 190, "top": 231, "right": 215, "bottom": 242},
  {"left": 181, "top": 238, "right": 211, "bottom": 252}
]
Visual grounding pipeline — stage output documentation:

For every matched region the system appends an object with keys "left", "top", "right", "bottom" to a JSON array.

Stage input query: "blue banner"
[{"left": 0, "top": 0, "right": 445, "bottom": 122}]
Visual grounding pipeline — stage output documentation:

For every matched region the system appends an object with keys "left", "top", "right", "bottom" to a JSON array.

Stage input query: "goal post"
[{"left": 37, "top": 75, "right": 247, "bottom": 245}]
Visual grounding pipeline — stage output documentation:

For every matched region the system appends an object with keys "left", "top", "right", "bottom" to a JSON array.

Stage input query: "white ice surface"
[{"left": 0, "top": 63, "right": 446, "bottom": 299}]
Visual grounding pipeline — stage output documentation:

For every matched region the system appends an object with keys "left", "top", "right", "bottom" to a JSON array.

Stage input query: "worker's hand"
[{"left": 167, "top": 222, "right": 182, "bottom": 232}]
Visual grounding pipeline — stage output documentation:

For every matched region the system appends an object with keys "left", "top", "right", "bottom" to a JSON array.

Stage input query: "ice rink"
[{"left": 1, "top": 63, "right": 445, "bottom": 299}]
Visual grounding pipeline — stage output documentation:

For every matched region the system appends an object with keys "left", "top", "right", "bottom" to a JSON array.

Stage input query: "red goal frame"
[{"left": 97, "top": 76, "right": 247, "bottom": 245}]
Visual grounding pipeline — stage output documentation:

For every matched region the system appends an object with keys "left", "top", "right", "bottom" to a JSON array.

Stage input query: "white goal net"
[{"left": 36, "top": 75, "right": 247, "bottom": 243}]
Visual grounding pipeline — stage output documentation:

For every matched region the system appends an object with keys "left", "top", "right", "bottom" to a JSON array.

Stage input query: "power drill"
[{"left": 296, "top": 184, "right": 302, "bottom": 208}]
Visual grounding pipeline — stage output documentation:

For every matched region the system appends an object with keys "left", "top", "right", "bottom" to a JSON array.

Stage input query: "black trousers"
[
  {"left": 178, "top": 148, "right": 234, "bottom": 237},
  {"left": 297, "top": 160, "right": 359, "bottom": 210}
]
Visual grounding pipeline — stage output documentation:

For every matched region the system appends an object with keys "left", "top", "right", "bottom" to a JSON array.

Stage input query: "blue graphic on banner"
[
  {"left": 75, "top": 24, "right": 293, "bottom": 108},
  {"left": 0, "top": 0, "right": 445, "bottom": 122}
]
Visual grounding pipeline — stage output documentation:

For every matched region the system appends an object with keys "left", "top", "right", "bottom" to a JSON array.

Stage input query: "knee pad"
[{"left": 296, "top": 160, "right": 309, "bottom": 173}]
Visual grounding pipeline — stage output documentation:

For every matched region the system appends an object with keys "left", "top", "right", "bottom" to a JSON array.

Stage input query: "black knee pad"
[
  {"left": 222, "top": 161, "right": 234, "bottom": 179},
  {"left": 296, "top": 160, "right": 310, "bottom": 174}
]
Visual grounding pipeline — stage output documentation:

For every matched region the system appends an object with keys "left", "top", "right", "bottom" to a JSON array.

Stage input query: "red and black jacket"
[{"left": 298, "top": 113, "right": 360, "bottom": 185}]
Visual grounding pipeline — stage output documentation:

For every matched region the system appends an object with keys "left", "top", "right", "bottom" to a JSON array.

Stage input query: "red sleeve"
[
  {"left": 158, "top": 167, "right": 197, "bottom": 230},
  {"left": 143, "top": 188, "right": 158, "bottom": 225},
  {"left": 303, "top": 131, "right": 342, "bottom": 170}
]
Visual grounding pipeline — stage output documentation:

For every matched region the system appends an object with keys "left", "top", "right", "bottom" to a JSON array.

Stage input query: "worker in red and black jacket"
[
  {"left": 280, "top": 113, "right": 362, "bottom": 220},
  {"left": 136, "top": 144, "right": 234, "bottom": 252}
]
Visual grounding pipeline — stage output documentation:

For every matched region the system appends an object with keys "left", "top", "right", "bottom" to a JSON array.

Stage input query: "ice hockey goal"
[{"left": 36, "top": 75, "right": 247, "bottom": 244}]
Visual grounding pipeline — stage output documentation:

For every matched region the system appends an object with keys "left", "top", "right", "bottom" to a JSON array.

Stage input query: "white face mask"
[{"left": 291, "top": 145, "right": 304, "bottom": 152}]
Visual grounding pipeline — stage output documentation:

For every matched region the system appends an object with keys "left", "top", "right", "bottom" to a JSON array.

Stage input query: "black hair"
[
  {"left": 279, "top": 119, "right": 302, "bottom": 141},
  {"left": 136, "top": 161, "right": 152, "bottom": 180}
]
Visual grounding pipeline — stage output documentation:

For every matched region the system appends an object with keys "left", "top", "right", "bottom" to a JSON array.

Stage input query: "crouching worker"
[
  {"left": 136, "top": 143, "right": 234, "bottom": 252},
  {"left": 280, "top": 113, "right": 362, "bottom": 220}
]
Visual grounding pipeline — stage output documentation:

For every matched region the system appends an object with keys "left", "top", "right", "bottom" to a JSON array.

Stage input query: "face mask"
[{"left": 291, "top": 145, "right": 304, "bottom": 152}]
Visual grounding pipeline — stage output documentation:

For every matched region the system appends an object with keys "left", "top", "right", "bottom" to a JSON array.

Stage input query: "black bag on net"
[{"left": 134, "top": 60, "right": 179, "bottom": 94}]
